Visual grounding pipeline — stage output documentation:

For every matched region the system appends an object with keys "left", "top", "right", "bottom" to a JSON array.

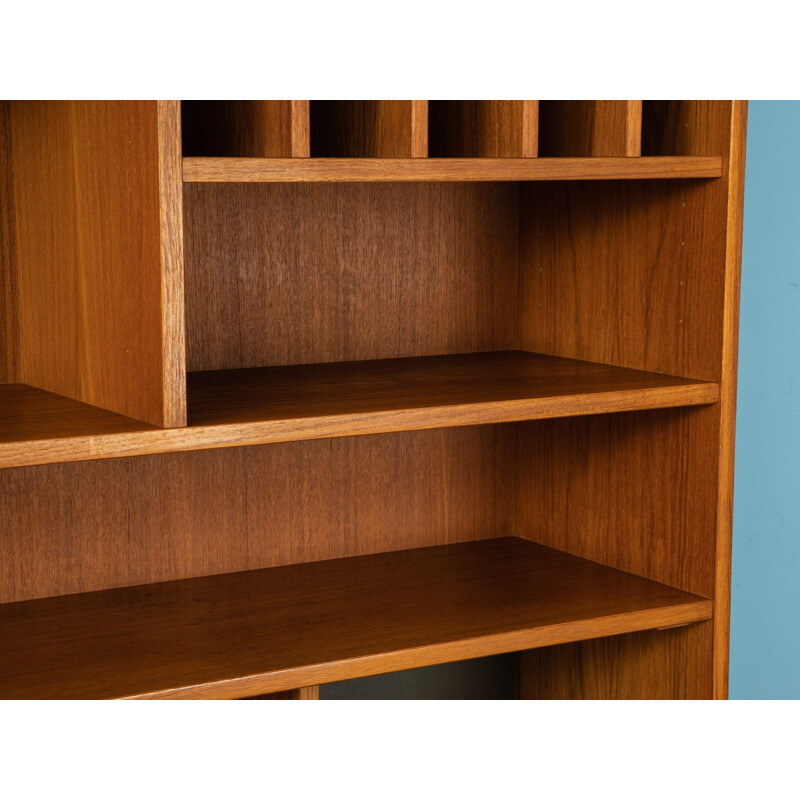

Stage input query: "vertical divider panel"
[
  {"left": 181, "top": 101, "right": 310, "bottom": 157},
  {"left": 7, "top": 101, "right": 187, "bottom": 427},
  {"left": 310, "top": 101, "right": 427, "bottom": 157},
  {"left": 0, "top": 101, "right": 18, "bottom": 384},
  {"left": 538, "top": 100, "right": 642, "bottom": 156},
  {"left": 428, "top": 101, "right": 538, "bottom": 157}
]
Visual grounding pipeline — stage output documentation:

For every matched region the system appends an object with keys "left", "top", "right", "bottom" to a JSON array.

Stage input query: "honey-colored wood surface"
[
  {"left": 516, "top": 101, "right": 743, "bottom": 699},
  {"left": 712, "top": 101, "right": 748, "bottom": 698},
  {"left": 538, "top": 101, "right": 642, "bottom": 157},
  {"left": 182, "top": 155, "right": 722, "bottom": 182},
  {"left": 310, "top": 101, "right": 427, "bottom": 157},
  {"left": 6, "top": 101, "right": 185, "bottom": 427},
  {"left": 0, "top": 102, "right": 17, "bottom": 384},
  {"left": 0, "top": 352, "right": 718, "bottom": 469},
  {"left": 519, "top": 179, "right": 729, "bottom": 381},
  {"left": 181, "top": 101, "right": 310, "bottom": 157},
  {"left": 428, "top": 101, "right": 538, "bottom": 157},
  {"left": 0, "top": 538, "right": 711, "bottom": 699},
  {"left": 642, "top": 101, "right": 730, "bottom": 156},
  {"left": 184, "top": 182, "right": 519, "bottom": 371},
  {"left": 517, "top": 625, "right": 711, "bottom": 699},
  {"left": 0, "top": 426, "right": 516, "bottom": 603}
]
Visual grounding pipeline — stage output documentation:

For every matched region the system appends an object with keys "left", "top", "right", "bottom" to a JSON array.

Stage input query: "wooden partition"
[{"left": 2, "top": 101, "right": 185, "bottom": 427}]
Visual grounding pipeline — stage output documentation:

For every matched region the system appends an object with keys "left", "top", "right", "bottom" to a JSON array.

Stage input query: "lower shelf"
[{"left": 0, "top": 537, "right": 711, "bottom": 699}]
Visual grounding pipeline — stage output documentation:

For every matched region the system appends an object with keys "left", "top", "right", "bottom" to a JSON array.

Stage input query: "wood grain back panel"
[
  {"left": 539, "top": 101, "right": 642, "bottom": 156},
  {"left": 184, "top": 182, "right": 519, "bottom": 371},
  {"left": 182, "top": 101, "right": 310, "bottom": 157},
  {"left": 310, "top": 101, "right": 427, "bottom": 157},
  {"left": 7, "top": 101, "right": 186, "bottom": 427},
  {"left": 0, "top": 426, "right": 516, "bottom": 603},
  {"left": 428, "top": 101, "right": 538, "bottom": 157}
]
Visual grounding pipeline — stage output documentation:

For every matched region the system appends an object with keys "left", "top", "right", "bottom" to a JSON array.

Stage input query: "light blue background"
[{"left": 730, "top": 100, "right": 800, "bottom": 699}]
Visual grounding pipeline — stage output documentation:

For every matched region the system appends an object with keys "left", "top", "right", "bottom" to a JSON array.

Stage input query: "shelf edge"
[
  {"left": 0, "top": 382, "right": 719, "bottom": 469},
  {"left": 182, "top": 156, "right": 724, "bottom": 183},
  {"left": 122, "top": 599, "right": 713, "bottom": 699}
]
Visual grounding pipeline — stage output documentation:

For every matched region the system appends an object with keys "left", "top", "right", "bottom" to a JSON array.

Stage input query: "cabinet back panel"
[
  {"left": 184, "top": 183, "right": 519, "bottom": 372},
  {"left": 0, "top": 426, "right": 516, "bottom": 603}
]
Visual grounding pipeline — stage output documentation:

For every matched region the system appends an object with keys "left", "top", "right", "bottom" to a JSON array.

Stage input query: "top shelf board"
[{"left": 182, "top": 156, "right": 723, "bottom": 183}]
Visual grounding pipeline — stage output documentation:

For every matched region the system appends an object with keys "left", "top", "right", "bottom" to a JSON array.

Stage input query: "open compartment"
[
  {"left": 428, "top": 101, "right": 538, "bottom": 157},
  {"left": 538, "top": 100, "right": 642, "bottom": 156},
  {"left": 181, "top": 101, "right": 310, "bottom": 157},
  {"left": 310, "top": 101, "right": 427, "bottom": 157}
]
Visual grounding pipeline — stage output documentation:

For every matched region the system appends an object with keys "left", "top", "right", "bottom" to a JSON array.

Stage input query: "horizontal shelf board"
[
  {"left": 0, "top": 351, "right": 718, "bottom": 468},
  {"left": 0, "top": 537, "right": 712, "bottom": 699},
  {"left": 182, "top": 156, "right": 723, "bottom": 183}
]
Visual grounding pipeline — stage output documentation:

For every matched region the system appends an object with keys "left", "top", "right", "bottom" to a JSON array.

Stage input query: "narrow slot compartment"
[
  {"left": 538, "top": 101, "right": 642, "bottom": 156},
  {"left": 310, "top": 101, "right": 427, "bottom": 157},
  {"left": 428, "top": 101, "right": 538, "bottom": 157},
  {"left": 641, "top": 101, "right": 730, "bottom": 156},
  {"left": 181, "top": 101, "right": 310, "bottom": 157}
]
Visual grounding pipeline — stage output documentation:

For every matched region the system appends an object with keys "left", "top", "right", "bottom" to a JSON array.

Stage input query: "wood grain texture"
[
  {"left": 182, "top": 155, "right": 722, "bottom": 182},
  {"left": 514, "top": 409, "right": 720, "bottom": 699},
  {"left": 0, "top": 101, "right": 17, "bottom": 383},
  {"left": 519, "top": 178, "right": 729, "bottom": 381},
  {"left": 429, "top": 101, "right": 538, "bottom": 157},
  {"left": 712, "top": 101, "right": 748, "bottom": 699},
  {"left": 184, "top": 182, "right": 519, "bottom": 371},
  {"left": 539, "top": 101, "right": 642, "bottom": 157},
  {"left": 310, "top": 101, "right": 427, "bottom": 157},
  {"left": 156, "top": 101, "right": 188, "bottom": 427},
  {"left": 7, "top": 101, "right": 185, "bottom": 427},
  {"left": 0, "top": 352, "right": 718, "bottom": 469},
  {"left": 642, "top": 101, "right": 730, "bottom": 156},
  {"left": 181, "top": 101, "right": 310, "bottom": 157},
  {"left": 517, "top": 624, "right": 711, "bottom": 699},
  {"left": 516, "top": 102, "right": 743, "bottom": 700},
  {"left": 0, "top": 537, "right": 711, "bottom": 699},
  {"left": 0, "top": 426, "right": 516, "bottom": 603}
]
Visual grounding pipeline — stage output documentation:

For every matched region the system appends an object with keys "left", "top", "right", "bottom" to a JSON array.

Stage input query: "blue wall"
[{"left": 730, "top": 101, "right": 800, "bottom": 699}]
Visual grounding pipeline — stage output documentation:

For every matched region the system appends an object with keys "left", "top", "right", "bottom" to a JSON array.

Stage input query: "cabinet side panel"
[
  {"left": 519, "top": 178, "right": 729, "bottom": 382},
  {"left": 9, "top": 101, "right": 185, "bottom": 427},
  {"left": 0, "top": 426, "right": 516, "bottom": 603}
]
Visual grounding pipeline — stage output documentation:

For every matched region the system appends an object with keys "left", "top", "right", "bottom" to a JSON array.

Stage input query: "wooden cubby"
[{"left": 0, "top": 100, "right": 746, "bottom": 700}]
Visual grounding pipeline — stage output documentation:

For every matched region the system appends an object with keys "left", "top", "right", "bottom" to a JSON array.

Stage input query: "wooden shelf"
[
  {"left": 0, "top": 537, "right": 712, "bottom": 699},
  {"left": 182, "top": 156, "right": 723, "bottom": 183},
  {"left": 0, "top": 351, "right": 718, "bottom": 469}
]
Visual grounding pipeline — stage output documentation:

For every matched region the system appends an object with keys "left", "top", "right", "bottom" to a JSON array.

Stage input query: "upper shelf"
[
  {"left": 0, "top": 351, "right": 718, "bottom": 469},
  {"left": 0, "top": 536, "right": 712, "bottom": 699},
  {"left": 182, "top": 156, "right": 723, "bottom": 183}
]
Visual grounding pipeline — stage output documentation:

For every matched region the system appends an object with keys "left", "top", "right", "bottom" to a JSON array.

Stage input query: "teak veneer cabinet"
[{"left": 0, "top": 100, "right": 746, "bottom": 700}]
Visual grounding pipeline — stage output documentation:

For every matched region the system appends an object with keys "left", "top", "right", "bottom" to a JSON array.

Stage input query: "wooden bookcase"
[{"left": 0, "top": 100, "right": 746, "bottom": 700}]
